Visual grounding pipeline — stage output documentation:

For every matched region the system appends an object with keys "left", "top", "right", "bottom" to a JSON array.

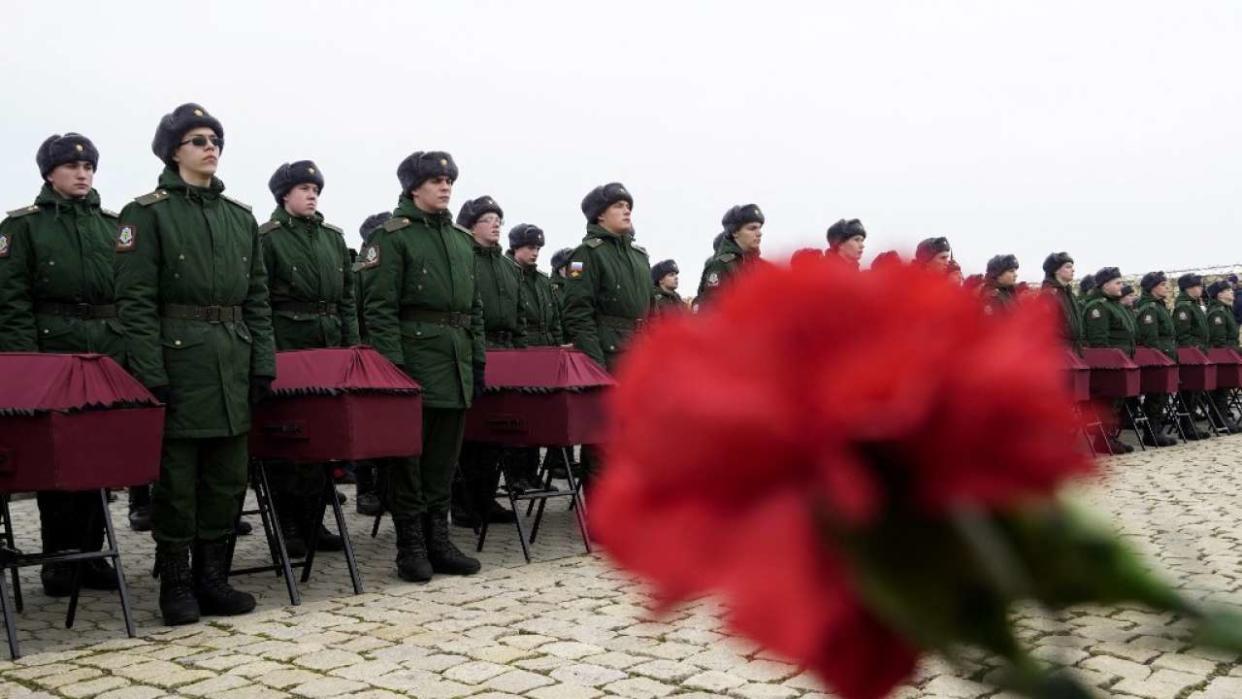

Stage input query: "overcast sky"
[{"left": 3, "top": 1, "right": 1239, "bottom": 281}]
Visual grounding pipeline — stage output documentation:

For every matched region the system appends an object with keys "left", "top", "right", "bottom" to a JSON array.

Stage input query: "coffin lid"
[
  {"left": 1064, "top": 349, "right": 1088, "bottom": 370},
  {"left": 1176, "top": 347, "right": 1213, "bottom": 365},
  {"left": 0, "top": 353, "right": 159, "bottom": 416},
  {"left": 1133, "top": 347, "right": 1176, "bottom": 367},
  {"left": 483, "top": 347, "right": 615, "bottom": 393},
  {"left": 271, "top": 346, "right": 421, "bottom": 397},
  {"left": 1205, "top": 348, "right": 1242, "bottom": 365},
  {"left": 1080, "top": 347, "right": 1138, "bottom": 369}
]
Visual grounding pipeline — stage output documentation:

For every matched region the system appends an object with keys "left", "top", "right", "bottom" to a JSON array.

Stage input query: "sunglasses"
[{"left": 179, "top": 135, "right": 223, "bottom": 149}]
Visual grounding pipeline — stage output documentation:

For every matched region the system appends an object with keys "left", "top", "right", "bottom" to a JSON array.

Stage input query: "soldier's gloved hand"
[
  {"left": 149, "top": 385, "right": 173, "bottom": 405},
  {"left": 472, "top": 365, "right": 487, "bottom": 400},
  {"left": 249, "top": 376, "right": 275, "bottom": 405}
]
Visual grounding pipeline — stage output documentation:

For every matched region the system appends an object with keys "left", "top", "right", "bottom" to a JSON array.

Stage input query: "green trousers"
[
  {"left": 153, "top": 435, "right": 249, "bottom": 547},
  {"left": 384, "top": 407, "right": 465, "bottom": 517},
  {"left": 267, "top": 462, "right": 326, "bottom": 499}
]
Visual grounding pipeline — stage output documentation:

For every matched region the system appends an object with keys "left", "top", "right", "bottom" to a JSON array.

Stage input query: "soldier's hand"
[
  {"left": 149, "top": 385, "right": 173, "bottom": 405},
  {"left": 472, "top": 365, "right": 487, "bottom": 400},
  {"left": 249, "top": 376, "right": 275, "bottom": 405}
]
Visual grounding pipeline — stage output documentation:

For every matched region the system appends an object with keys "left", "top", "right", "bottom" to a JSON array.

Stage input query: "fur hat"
[
  {"left": 268, "top": 160, "right": 324, "bottom": 205},
  {"left": 651, "top": 259, "right": 679, "bottom": 285},
  {"left": 1041, "top": 252, "right": 1073, "bottom": 279},
  {"left": 36, "top": 133, "right": 99, "bottom": 178},
  {"left": 1177, "top": 273, "right": 1204, "bottom": 291},
  {"left": 721, "top": 204, "right": 764, "bottom": 234},
  {"left": 915, "top": 237, "right": 952, "bottom": 263},
  {"left": 1140, "top": 271, "right": 1167, "bottom": 293},
  {"left": 457, "top": 195, "right": 503, "bottom": 229},
  {"left": 826, "top": 218, "right": 866, "bottom": 247},
  {"left": 507, "top": 223, "right": 545, "bottom": 250},
  {"left": 397, "top": 151, "right": 458, "bottom": 193},
  {"left": 151, "top": 103, "right": 223, "bottom": 166},
  {"left": 581, "top": 182, "right": 633, "bottom": 222},
  {"left": 986, "top": 254, "right": 1019, "bottom": 280}
]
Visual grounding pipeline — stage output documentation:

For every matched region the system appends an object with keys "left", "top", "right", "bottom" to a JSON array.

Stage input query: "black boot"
[
  {"left": 301, "top": 495, "right": 343, "bottom": 552},
  {"left": 39, "top": 503, "right": 73, "bottom": 597},
  {"left": 128, "top": 485, "right": 153, "bottom": 532},
  {"left": 355, "top": 462, "right": 383, "bottom": 516},
  {"left": 192, "top": 539, "right": 256, "bottom": 617},
  {"left": 156, "top": 545, "right": 200, "bottom": 626},
  {"left": 1180, "top": 417, "right": 1208, "bottom": 440},
  {"left": 81, "top": 558, "right": 119, "bottom": 590},
  {"left": 356, "top": 491, "right": 383, "bottom": 517},
  {"left": 394, "top": 516, "right": 433, "bottom": 582},
  {"left": 275, "top": 495, "right": 307, "bottom": 559},
  {"left": 40, "top": 564, "right": 74, "bottom": 597},
  {"left": 425, "top": 512, "right": 481, "bottom": 576}
]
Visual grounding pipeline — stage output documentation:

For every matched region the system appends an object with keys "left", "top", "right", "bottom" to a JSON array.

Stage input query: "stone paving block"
[
  {"left": 288, "top": 677, "right": 368, "bottom": 697},
  {"left": 629, "top": 659, "right": 699, "bottom": 682},
  {"left": 1111, "top": 669, "right": 1201, "bottom": 699},
  {"left": 549, "top": 663, "right": 630, "bottom": 687},
  {"left": 684, "top": 670, "right": 747, "bottom": 692},
  {"left": 1192, "top": 676, "right": 1242, "bottom": 698},
  {"left": 33, "top": 667, "right": 104, "bottom": 689},
  {"left": 96, "top": 686, "right": 165, "bottom": 699},
  {"left": 602, "top": 677, "right": 677, "bottom": 699},
  {"left": 920, "top": 676, "right": 993, "bottom": 698},
  {"left": 255, "top": 669, "right": 322, "bottom": 690},
  {"left": 1080, "top": 654, "right": 1152, "bottom": 682},
  {"left": 483, "top": 669, "right": 555, "bottom": 694},
  {"left": 541, "top": 642, "right": 605, "bottom": 660},
  {"left": 525, "top": 683, "right": 605, "bottom": 699},
  {"left": 61, "top": 676, "right": 131, "bottom": 698},
  {"left": 442, "top": 660, "right": 510, "bottom": 684},
  {"left": 291, "top": 649, "right": 364, "bottom": 671},
  {"left": 727, "top": 683, "right": 800, "bottom": 699},
  {"left": 178, "top": 674, "right": 253, "bottom": 696}
]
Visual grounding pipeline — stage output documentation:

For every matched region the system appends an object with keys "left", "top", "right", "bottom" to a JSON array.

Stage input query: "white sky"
[{"left": 2, "top": 1, "right": 1239, "bottom": 281}]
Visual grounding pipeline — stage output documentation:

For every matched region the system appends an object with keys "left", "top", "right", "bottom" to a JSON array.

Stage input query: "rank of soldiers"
[{"left": 2, "top": 102, "right": 1239, "bottom": 628}]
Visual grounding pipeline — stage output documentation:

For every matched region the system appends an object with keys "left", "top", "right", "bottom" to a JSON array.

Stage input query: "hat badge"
[
  {"left": 308, "top": 168, "right": 316, "bottom": 174},
  {"left": 193, "top": 109, "right": 204, "bottom": 116}
]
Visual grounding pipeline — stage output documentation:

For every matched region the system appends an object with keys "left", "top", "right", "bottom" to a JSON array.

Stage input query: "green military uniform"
[
  {"left": 1174, "top": 296, "right": 1210, "bottom": 348},
  {"left": 562, "top": 224, "right": 652, "bottom": 371},
  {"left": 1136, "top": 294, "right": 1177, "bottom": 359},
  {"left": 695, "top": 235, "right": 752, "bottom": 308},
  {"left": 1082, "top": 290, "right": 1136, "bottom": 355},
  {"left": 0, "top": 184, "right": 123, "bottom": 587},
  {"left": 114, "top": 168, "right": 276, "bottom": 547},
  {"left": 259, "top": 205, "right": 359, "bottom": 549},
  {"left": 1207, "top": 299, "right": 1240, "bottom": 349},
  {"left": 359, "top": 195, "right": 484, "bottom": 517},
  {"left": 473, "top": 240, "right": 525, "bottom": 348},
  {"left": 1041, "top": 280, "right": 1083, "bottom": 351},
  {"left": 653, "top": 287, "right": 684, "bottom": 314},
  {"left": 982, "top": 285, "right": 1018, "bottom": 315},
  {"left": 511, "top": 252, "right": 562, "bottom": 347}
]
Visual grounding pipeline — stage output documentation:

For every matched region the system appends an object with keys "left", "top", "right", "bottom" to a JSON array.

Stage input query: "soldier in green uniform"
[
  {"left": 359, "top": 151, "right": 483, "bottom": 581},
  {"left": 549, "top": 247, "right": 573, "bottom": 303},
  {"left": 352, "top": 211, "right": 392, "bottom": 518},
  {"left": 1205, "top": 280, "right": 1241, "bottom": 432},
  {"left": 914, "top": 237, "right": 952, "bottom": 272},
  {"left": 982, "top": 254, "right": 1019, "bottom": 314},
  {"left": 696, "top": 205, "right": 764, "bottom": 308},
  {"left": 114, "top": 103, "right": 275, "bottom": 625},
  {"left": 1082, "top": 267, "right": 1137, "bottom": 455},
  {"left": 652, "top": 260, "right": 684, "bottom": 314},
  {"left": 1174, "top": 274, "right": 1209, "bottom": 349},
  {"left": 562, "top": 182, "right": 652, "bottom": 372},
  {"left": 825, "top": 218, "right": 867, "bottom": 270},
  {"left": 259, "top": 160, "right": 357, "bottom": 557},
  {"left": 1134, "top": 271, "right": 1184, "bottom": 444},
  {"left": 0, "top": 133, "right": 121, "bottom": 596},
  {"left": 454, "top": 195, "right": 526, "bottom": 528},
  {"left": 1040, "top": 252, "right": 1083, "bottom": 351}
]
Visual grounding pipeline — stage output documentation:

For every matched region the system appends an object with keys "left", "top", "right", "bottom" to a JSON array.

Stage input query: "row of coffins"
[{"left": 0, "top": 346, "right": 612, "bottom": 658}]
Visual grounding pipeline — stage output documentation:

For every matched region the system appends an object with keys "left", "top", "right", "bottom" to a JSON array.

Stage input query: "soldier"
[
  {"left": 870, "top": 250, "right": 903, "bottom": 272},
  {"left": 914, "top": 237, "right": 952, "bottom": 271},
  {"left": 824, "top": 218, "right": 866, "bottom": 270},
  {"left": 454, "top": 195, "right": 526, "bottom": 528},
  {"left": 790, "top": 248, "right": 822, "bottom": 270},
  {"left": 1205, "top": 280, "right": 1241, "bottom": 432},
  {"left": 1120, "top": 284, "right": 1139, "bottom": 310},
  {"left": 353, "top": 211, "right": 393, "bottom": 518},
  {"left": 1040, "top": 252, "right": 1082, "bottom": 351},
  {"left": 0, "top": 133, "right": 121, "bottom": 596},
  {"left": 946, "top": 260, "right": 964, "bottom": 285},
  {"left": 562, "top": 182, "right": 652, "bottom": 372},
  {"left": 1079, "top": 274, "right": 1097, "bottom": 298},
  {"left": 114, "top": 103, "right": 275, "bottom": 625},
  {"left": 982, "top": 254, "right": 1019, "bottom": 314},
  {"left": 549, "top": 247, "right": 574, "bottom": 300},
  {"left": 359, "top": 150, "right": 483, "bottom": 581},
  {"left": 259, "top": 160, "right": 358, "bottom": 557},
  {"left": 508, "top": 224, "right": 561, "bottom": 347},
  {"left": 651, "top": 259, "right": 684, "bottom": 313},
  {"left": 1173, "top": 274, "right": 1208, "bottom": 349},
  {"left": 1082, "top": 267, "right": 1137, "bottom": 454},
  {"left": 696, "top": 204, "right": 764, "bottom": 306},
  {"left": 1134, "top": 271, "right": 1184, "bottom": 444}
]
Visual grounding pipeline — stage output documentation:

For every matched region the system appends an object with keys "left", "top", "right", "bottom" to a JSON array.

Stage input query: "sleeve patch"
[
  {"left": 1215, "top": 316, "right": 1224, "bottom": 325},
  {"left": 1143, "top": 314, "right": 1154, "bottom": 324},
  {"left": 568, "top": 260, "right": 584, "bottom": 279},
  {"left": 115, "top": 223, "right": 137, "bottom": 252},
  {"left": 1178, "top": 311, "right": 1188, "bottom": 320},
  {"left": 358, "top": 243, "right": 381, "bottom": 269},
  {"left": 706, "top": 271, "right": 721, "bottom": 287},
  {"left": 0, "top": 233, "right": 10, "bottom": 258},
  {"left": 1090, "top": 308, "right": 1101, "bottom": 319}
]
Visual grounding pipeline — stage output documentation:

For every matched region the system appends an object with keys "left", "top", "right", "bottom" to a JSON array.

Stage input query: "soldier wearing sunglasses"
[{"left": 114, "top": 103, "right": 275, "bottom": 625}]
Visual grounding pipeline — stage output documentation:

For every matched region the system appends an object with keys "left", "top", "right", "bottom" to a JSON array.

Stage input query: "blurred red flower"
[{"left": 591, "top": 257, "right": 1093, "bottom": 699}]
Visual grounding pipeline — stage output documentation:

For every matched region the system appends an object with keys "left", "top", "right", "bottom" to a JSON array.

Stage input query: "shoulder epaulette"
[
  {"left": 220, "top": 194, "right": 251, "bottom": 212},
  {"left": 452, "top": 223, "right": 471, "bottom": 235},
  {"left": 258, "top": 220, "right": 282, "bottom": 235},
  {"left": 134, "top": 190, "right": 169, "bottom": 206},
  {"left": 383, "top": 217, "right": 411, "bottom": 232},
  {"left": 100, "top": 208, "right": 120, "bottom": 219},
  {"left": 585, "top": 238, "right": 604, "bottom": 249},
  {"left": 632, "top": 244, "right": 648, "bottom": 255},
  {"left": 323, "top": 222, "right": 344, "bottom": 235},
  {"left": 717, "top": 252, "right": 738, "bottom": 263},
  {"left": 4, "top": 204, "right": 40, "bottom": 219}
]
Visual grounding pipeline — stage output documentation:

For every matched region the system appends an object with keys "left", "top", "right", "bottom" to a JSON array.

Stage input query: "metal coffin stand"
[
  {"left": 242, "top": 347, "right": 423, "bottom": 604},
  {"left": 1133, "top": 348, "right": 1190, "bottom": 443},
  {"left": 464, "top": 348, "right": 614, "bottom": 562},
  {"left": 1082, "top": 348, "right": 1151, "bottom": 451},
  {"left": 1177, "top": 348, "right": 1227, "bottom": 438},
  {"left": 0, "top": 353, "right": 163, "bottom": 659}
]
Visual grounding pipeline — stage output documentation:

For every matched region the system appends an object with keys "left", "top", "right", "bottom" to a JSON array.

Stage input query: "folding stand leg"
[
  {"left": 1123, "top": 399, "right": 1149, "bottom": 450},
  {"left": 1200, "top": 391, "right": 1229, "bottom": 435},
  {"left": 320, "top": 466, "right": 363, "bottom": 594},
  {"left": 99, "top": 489, "right": 136, "bottom": 638},
  {"left": 1167, "top": 393, "right": 1189, "bottom": 442},
  {"left": 0, "top": 556, "right": 18, "bottom": 659},
  {"left": 1, "top": 496, "right": 21, "bottom": 613},
  {"left": 251, "top": 463, "right": 300, "bottom": 606},
  {"left": 559, "top": 447, "right": 592, "bottom": 554},
  {"left": 65, "top": 501, "right": 99, "bottom": 629}
]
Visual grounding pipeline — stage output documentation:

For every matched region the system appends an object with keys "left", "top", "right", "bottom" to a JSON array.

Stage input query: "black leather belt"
[
  {"left": 161, "top": 304, "right": 243, "bottom": 323},
  {"left": 34, "top": 302, "right": 117, "bottom": 319}
]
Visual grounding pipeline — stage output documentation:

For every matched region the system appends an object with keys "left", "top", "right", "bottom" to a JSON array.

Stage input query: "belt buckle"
[
  {"left": 318, "top": 301, "right": 330, "bottom": 315},
  {"left": 204, "top": 306, "right": 222, "bottom": 323},
  {"left": 73, "top": 303, "right": 93, "bottom": 319}
]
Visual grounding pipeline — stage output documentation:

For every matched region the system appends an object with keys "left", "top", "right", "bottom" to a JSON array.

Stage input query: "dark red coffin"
[
  {"left": 465, "top": 348, "right": 615, "bottom": 447},
  {"left": 1064, "top": 350, "right": 1091, "bottom": 402},
  {"left": 1206, "top": 348, "right": 1242, "bottom": 389},
  {"left": 0, "top": 353, "right": 163, "bottom": 492},
  {"left": 250, "top": 347, "right": 422, "bottom": 462},
  {"left": 1177, "top": 347, "right": 1217, "bottom": 391},
  {"left": 1081, "top": 348, "right": 1140, "bottom": 399},
  {"left": 1133, "top": 347, "right": 1179, "bottom": 394}
]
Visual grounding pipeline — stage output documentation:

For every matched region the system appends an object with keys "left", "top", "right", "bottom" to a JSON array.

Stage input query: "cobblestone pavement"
[{"left": 2, "top": 436, "right": 1242, "bottom": 699}]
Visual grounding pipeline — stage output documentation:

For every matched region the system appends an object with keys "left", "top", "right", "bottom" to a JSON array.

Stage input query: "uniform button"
[
  {"left": 174, "top": 273, "right": 180, "bottom": 279},
  {"left": 48, "top": 261, "right": 56, "bottom": 266},
  {"left": 174, "top": 340, "right": 182, "bottom": 346},
  {"left": 242, "top": 256, "right": 248, "bottom": 262},
  {"left": 417, "top": 285, "right": 422, "bottom": 290},
  {"left": 293, "top": 266, "right": 298, "bottom": 272},
  {"left": 416, "top": 331, "right": 422, "bottom": 337},
  {"left": 42, "top": 329, "right": 49, "bottom": 335},
  {"left": 179, "top": 254, "right": 185, "bottom": 260}
]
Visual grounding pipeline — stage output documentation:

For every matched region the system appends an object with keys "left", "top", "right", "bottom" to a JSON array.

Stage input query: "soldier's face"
[
  {"left": 1056, "top": 262, "right": 1075, "bottom": 284},
  {"left": 1121, "top": 293, "right": 1137, "bottom": 307},
  {"left": 472, "top": 213, "right": 502, "bottom": 246},
  {"left": 997, "top": 269, "right": 1018, "bottom": 287},
  {"left": 1152, "top": 281, "right": 1169, "bottom": 299},
  {"left": 947, "top": 269, "right": 963, "bottom": 285},
  {"left": 1187, "top": 285, "right": 1203, "bottom": 300},
  {"left": 284, "top": 183, "right": 319, "bottom": 217},
  {"left": 413, "top": 176, "right": 453, "bottom": 212},
  {"left": 929, "top": 251, "right": 952, "bottom": 270},
  {"left": 46, "top": 161, "right": 94, "bottom": 199},
  {"left": 1101, "top": 278, "right": 1124, "bottom": 298},
  {"left": 598, "top": 201, "right": 632, "bottom": 235},
  {"left": 513, "top": 244, "right": 540, "bottom": 266},
  {"left": 1222, "top": 289, "right": 1236, "bottom": 305},
  {"left": 839, "top": 235, "right": 865, "bottom": 261},
  {"left": 660, "top": 272, "right": 679, "bottom": 291},
  {"left": 734, "top": 223, "right": 763, "bottom": 253},
  {"left": 173, "top": 127, "right": 220, "bottom": 177}
]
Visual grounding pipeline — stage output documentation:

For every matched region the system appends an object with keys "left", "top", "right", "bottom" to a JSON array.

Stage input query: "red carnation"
[{"left": 592, "top": 258, "right": 1094, "bottom": 699}]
